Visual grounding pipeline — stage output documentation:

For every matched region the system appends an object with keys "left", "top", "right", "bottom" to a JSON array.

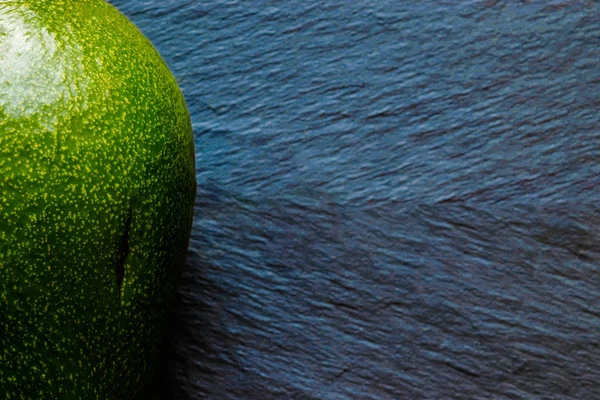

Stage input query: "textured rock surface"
[{"left": 107, "top": 0, "right": 600, "bottom": 398}]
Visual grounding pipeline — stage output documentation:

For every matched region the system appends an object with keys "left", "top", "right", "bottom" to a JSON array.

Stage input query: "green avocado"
[{"left": 0, "top": 0, "right": 196, "bottom": 398}]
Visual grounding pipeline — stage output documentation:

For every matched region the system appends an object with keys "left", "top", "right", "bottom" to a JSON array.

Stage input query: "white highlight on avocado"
[{"left": 0, "top": 7, "right": 87, "bottom": 127}]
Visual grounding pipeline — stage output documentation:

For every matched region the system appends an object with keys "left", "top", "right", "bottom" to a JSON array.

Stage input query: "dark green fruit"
[{"left": 0, "top": 0, "right": 196, "bottom": 398}]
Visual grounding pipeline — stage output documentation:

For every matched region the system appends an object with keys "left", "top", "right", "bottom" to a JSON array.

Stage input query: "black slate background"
[{"left": 107, "top": 1, "right": 600, "bottom": 399}]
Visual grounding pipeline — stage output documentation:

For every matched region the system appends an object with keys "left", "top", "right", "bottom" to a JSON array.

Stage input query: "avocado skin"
[{"left": 0, "top": 1, "right": 196, "bottom": 398}]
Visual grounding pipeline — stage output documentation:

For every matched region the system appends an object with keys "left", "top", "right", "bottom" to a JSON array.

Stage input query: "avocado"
[{"left": 0, "top": 0, "right": 196, "bottom": 398}]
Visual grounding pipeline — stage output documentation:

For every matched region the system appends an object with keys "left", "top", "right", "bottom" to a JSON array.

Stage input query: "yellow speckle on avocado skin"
[{"left": 0, "top": 0, "right": 196, "bottom": 399}]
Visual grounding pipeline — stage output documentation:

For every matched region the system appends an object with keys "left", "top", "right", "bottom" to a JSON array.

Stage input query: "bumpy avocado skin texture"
[{"left": 0, "top": 0, "right": 196, "bottom": 398}]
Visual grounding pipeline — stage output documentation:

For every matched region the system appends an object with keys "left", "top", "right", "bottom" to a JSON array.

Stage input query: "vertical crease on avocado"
[{"left": 115, "top": 210, "right": 132, "bottom": 302}]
